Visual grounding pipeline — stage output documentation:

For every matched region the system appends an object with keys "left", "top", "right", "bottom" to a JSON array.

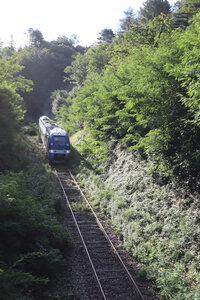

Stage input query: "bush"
[{"left": 0, "top": 164, "right": 70, "bottom": 299}]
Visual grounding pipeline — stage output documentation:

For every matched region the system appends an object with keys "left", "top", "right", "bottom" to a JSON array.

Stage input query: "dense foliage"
[
  {"left": 0, "top": 53, "right": 32, "bottom": 170},
  {"left": 57, "top": 1, "right": 200, "bottom": 188},
  {"left": 0, "top": 161, "right": 72, "bottom": 299},
  {"left": 1, "top": 0, "right": 200, "bottom": 298},
  {"left": 55, "top": 0, "right": 200, "bottom": 298},
  {"left": 0, "top": 30, "right": 84, "bottom": 168},
  {"left": 0, "top": 31, "right": 78, "bottom": 298},
  {"left": 16, "top": 33, "right": 85, "bottom": 119}
]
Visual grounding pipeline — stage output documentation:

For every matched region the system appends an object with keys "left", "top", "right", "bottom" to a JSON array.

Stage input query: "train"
[{"left": 39, "top": 116, "right": 70, "bottom": 163}]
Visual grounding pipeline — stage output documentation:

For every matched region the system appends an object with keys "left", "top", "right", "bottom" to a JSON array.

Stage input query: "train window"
[{"left": 54, "top": 136, "right": 66, "bottom": 149}]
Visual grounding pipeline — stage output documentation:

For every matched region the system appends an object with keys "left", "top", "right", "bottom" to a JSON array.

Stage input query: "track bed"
[{"left": 56, "top": 168, "right": 159, "bottom": 300}]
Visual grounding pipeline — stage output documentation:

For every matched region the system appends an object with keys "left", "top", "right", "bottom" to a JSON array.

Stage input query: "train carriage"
[{"left": 39, "top": 116, "right": 70, "bottom": 163}]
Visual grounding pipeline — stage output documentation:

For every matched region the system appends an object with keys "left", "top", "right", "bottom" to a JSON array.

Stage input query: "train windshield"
[{"left": 53, "top": 136, "right": 66, "bottom": 149}]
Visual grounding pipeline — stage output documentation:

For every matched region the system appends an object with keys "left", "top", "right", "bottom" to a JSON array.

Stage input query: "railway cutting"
[{"left": 55, "top": 167, "right": 160, "bottom": 300}]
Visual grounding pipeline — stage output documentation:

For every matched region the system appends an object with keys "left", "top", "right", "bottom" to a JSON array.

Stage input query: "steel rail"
[
  {"left": 68, "top": 168, "right": 145, "bottom": 300},
  {"left": 56, "top": 170, "right": 107, "bottom": 300}
]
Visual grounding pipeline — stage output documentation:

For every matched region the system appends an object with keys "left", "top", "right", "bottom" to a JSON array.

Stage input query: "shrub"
[{"left": 0, "top": 164, "right": 70, "bottom": 299}]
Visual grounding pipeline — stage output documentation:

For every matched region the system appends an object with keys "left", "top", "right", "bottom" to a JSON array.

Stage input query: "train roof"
[
  {"left": 39, "top": 115, "right": 67, "bottom": 135},
  {"left": 51, "top": 127, "right": 67, "bottom": 135},
  {"left": 40, "top": 115, "right": 58, "bottom": 128}
]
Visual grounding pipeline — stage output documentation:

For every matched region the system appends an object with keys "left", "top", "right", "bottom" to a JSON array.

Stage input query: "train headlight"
[
  {"left": 66, "top": 150, "right": 70, "bottom": 153},
  {"left": 50, "top": 150, "right": 54, "bottom": 153}
]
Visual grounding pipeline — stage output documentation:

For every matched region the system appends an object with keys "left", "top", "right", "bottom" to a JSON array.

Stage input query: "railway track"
[{"left": 55, "top": 167, "right": 158, "bottom": 300}]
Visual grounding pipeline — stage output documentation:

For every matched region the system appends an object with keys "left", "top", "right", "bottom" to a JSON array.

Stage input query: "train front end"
[{"left": 48, "top": 128, "right": 70, "bottom": 163}]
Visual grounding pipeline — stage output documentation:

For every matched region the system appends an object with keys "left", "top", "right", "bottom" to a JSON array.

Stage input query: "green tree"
[
  {"left": 51, "top": 89, "right": 69, "bottom": 116},
  {"left": 86, "top": 43, "right": 112, "bottom": 73},
  {"left": 139, "top": 0, "right": 171, "bottom": 23},
  {"left": 121, "top": 13, "right": 173, "bottom": 48},
  {"left": 174, "top": 0, "right": 200, "bottom": 27},
  {"left": 98, "top": 29, "right": 115, "bottom": 43},
  {"left": 65, "top": 43, "right": 112, "bottom": 90},
  {"left": 119, "top": 8, "right": 138, "bottom": 32},
  {"left": 65, "top": 53, "right": 88, "bottom": 88},
  {"left": 28, "top": 28, "right": 46, "bottom": 48},
  {"left": 15, "top": 34, "right": 82, "bottom": 118},
  {"left": 0, "top": 56, "right": 32, "bottom": 169},
  {"left": 167, "top": 12, "right": 200, "bottom": 124}
]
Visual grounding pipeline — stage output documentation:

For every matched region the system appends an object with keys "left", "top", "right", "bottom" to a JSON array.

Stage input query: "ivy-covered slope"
[{"left": 73, "top": 142, "right": 200, "bottom": 299}]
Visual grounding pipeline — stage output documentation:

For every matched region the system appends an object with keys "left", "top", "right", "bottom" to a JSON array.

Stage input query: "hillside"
[{"left": 1, "top": 0, "right": 200, "bottom": 299}]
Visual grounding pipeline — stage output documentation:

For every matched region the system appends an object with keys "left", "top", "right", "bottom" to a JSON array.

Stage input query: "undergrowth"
[
  {"left": 0, "top": 135, "right": 75, "bottom": 299},
  {"left": 70, "top": 140, "right": 200, "bottom": 300}
]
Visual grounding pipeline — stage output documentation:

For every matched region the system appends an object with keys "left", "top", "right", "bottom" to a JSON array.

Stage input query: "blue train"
[{"left": 39, "top": 116, "right": 70, "bottom": 163}]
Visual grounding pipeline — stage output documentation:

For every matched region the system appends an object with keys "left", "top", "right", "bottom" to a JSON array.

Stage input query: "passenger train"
[{"left": 39, "top": 116, "right": 70, "bottom": 163}]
